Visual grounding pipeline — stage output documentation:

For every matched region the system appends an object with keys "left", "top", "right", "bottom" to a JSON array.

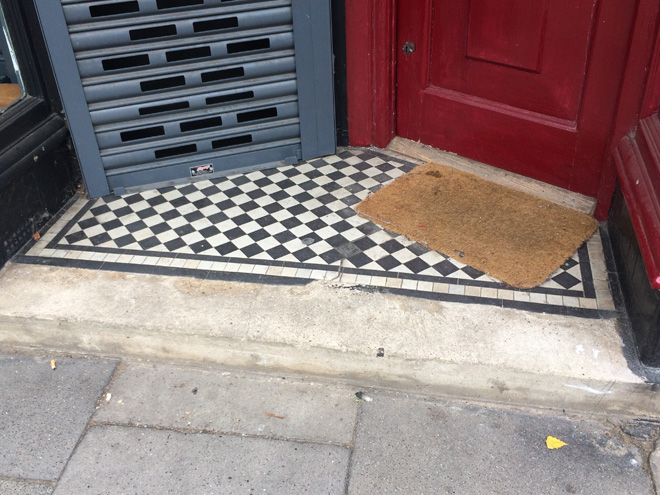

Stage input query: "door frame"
[{"left": 345, "top": 0, "right": 660, "bottom": 218}]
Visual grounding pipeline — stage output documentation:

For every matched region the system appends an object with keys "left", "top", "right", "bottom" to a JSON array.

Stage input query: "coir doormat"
[{"left": 356, "top": 162, "right": 598, "bottom": 288}]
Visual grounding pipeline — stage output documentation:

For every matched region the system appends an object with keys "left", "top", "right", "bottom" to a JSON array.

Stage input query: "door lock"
[{"left": 402, "top": 41, "right": 416, "bottom": 55}]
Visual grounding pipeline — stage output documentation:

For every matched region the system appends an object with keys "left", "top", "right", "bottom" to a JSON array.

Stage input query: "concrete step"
[{"left": 0, "top": 262, "right": 658, "bottom": 418}]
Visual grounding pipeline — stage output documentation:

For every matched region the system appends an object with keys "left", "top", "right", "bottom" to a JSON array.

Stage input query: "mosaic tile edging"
[{"left": 14, "top": 149, "right": 617, "bottom": 319}]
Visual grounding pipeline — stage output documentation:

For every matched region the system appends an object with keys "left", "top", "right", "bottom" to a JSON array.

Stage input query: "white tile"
[
  {"left": 281, "top": 267, "right": 298, "bottom": 277},
  {"left": 579, "top": 297, "right": 598, "bottom": 309},
  {"left": 563, "top": 296, "right": 580, "bottom": 308},
  {"left": 529, "top": 293, "right": 547, "bottom": 304},
  {"left": 401, "top": 279, "right": 418, "bottom": 290},
  {"left": 432, "top": 283, "right": 450, "bottom": 294},
  {"left": 224, "top": 262, "right": 241, "bottom": 273},
  {"left": 168, "top": 258, "right": 187, "bottom": 268},
  {"left": 464, "top": 286, "right": 481, "bottom": 297},
  {"left": 339, "top": 272, "right": 357, "bottom": 284},
  {"left": 183, "top": 259, "right": 200, "bottom": 269},
  {"left": 448, "top": 285, "right": 465, "bottom": 296},
  {"left": 480, "top": 287, "right": 498, "bottom": 299},
  {"left": 295, "top": 268, "right": 313, "bottom": 279},
  {"left": 197, "top": 260, "right": 214, "bottom": 270},
  {"left": 237, "top": 264, "right": 255, "bottom": 274},
  {"left": 371, "top": 276, "right": 388, "bottom": 287},
  {"left": 252, "top": 264, "right": 268, "bottom": 275},
  {"left": 546, "top": 294, "right": 563, "bottom": 306},
  {"left": 513, "top": 292, "right": 531, "bottom": 302},
  {"left": 356, "top": 274, "right": 372, "bottom": 285},
  {"left": 497, "top": 289, "right": 514, "bottom": 301},
  {"left": 385, "top": 278, "right": 402, "bottom": 289},
  {"left": 417, "top": 280, "right": 434, "bottom": 292}
]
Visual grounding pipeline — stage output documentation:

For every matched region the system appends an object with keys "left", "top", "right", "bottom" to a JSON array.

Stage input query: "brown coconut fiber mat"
[{"left": 356, "top": 162, "right": 598, "bottom": 289}]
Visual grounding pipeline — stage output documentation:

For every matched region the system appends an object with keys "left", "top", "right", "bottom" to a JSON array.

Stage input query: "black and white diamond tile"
[{"left": 18, "top": 148, "right": 615, "bottom": 318}]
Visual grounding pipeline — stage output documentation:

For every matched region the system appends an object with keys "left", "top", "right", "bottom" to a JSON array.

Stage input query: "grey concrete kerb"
[{"left": 651, "top": 442, "right": 660, "bottom": 495}]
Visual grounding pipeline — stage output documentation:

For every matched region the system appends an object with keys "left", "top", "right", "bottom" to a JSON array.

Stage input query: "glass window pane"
[{"left": 0, "top": 3, "right": 25, "bottom": 112}]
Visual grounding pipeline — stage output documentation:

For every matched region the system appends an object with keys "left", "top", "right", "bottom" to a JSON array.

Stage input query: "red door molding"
[{"left": 345, "top": 0, "right": 397, "bottom": 148}]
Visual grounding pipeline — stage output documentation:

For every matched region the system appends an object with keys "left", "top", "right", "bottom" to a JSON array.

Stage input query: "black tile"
[
  {"left": 376, "top": 163, "right": 396, "bottom": 172},
  {"left": 193, "top": 197, "right": 213, "bottom": 209},
  {"left": 183, "top": 211, "right": 204, "bottom": 222},
  {"left": 225, "top": 227, "right": 246, "bottom": 240},
  {"left": 233, "top": 213, "right": 252, "bottom": 226},
  {"left": 208, "top": 212, "right": 228, "bottom": 224},
  {"left": 405, "top": 258, "right": 430, "bottom": 274},
  {"left": 326, "top": 234, "right": 349, "bottom": 248},
  {"left": 161, "top": 209, "right": 182, "bottom": 221},
  {"left": 170, "top": 196, "right": 191, "bottom": 208},
  {"left": 124, "top": 194, "right": 146, "bottom": 205},
  {"left": 276, "top": 178, "right": 295, "bottom": 190},
  {"left": 293, "top": 192, "right": 314, "bottom": 203},
  {"left": 136, "top": 207, "right": 158, "bottom": 219},
  {"left": 224, "top": 187, "right": 243, "bottom": 198},
  {"left": 381, "top": 239, "right": 405, "bottom": 253},
  {"left": 321, "top": 182, "right": 342, "bottom": 192},
  {"left": 349, "top": 171, "right": 368, "bottom": 182},
  {"left": 239, "top": 200, "right": 260, "bottom": 212},
  {"left": 408, "top": 243, "right": 429, "bottom": 256},
  {"left": 331, "top": 220, "right": 353, "bottom": 233},
  {"left": 79, "top": 218, "right": 100, "bottom": 230},
  {"left": 157, "top": 185, "right": 177, "bottom": 193},
  {"left": 113, "top": 206, "right": 134, "bottom": 218},
  {"left": 462, "top": 265, "right": 485, "bottom": 279},
  {"left": 150, "top": 222, "right": 171, "bottom": 235},
  {"left": 434, "top": 260, "right": 459, "bottom": 276},
  {"left": 256, "top": 215, "right": 277, "bottom": 227},
  {"left": 138, "top": 236, "right": 162, "bottom": 250},
  {"left": 287, "top": 204, "right": 308, "bottom": 216},
  {"left": 348, "top": 252, "right": 372, "bottom": 268},
  {"left": 304, "top": 169, "right": 323, "bottom": 179},
  {"left": 327, "top": 170, "right": 345, "bottom": 181},
  {"left": 292, "top": 247, "right": 316, "bottom": 262},
  {"left": 65, "top": 231, "right": 88, "bottom": 244},
  {"left": 353, "top": 161, "right": 371, "bottom": 171},
  {"left": 231, "top": 175, "right": 251, "bottom": 186},
  {"left": 240, "top": 243, "right": 264, "bottom": 257},
  {"left": 200, "top": 185, "right": 222, "bottom": 196},
  {"left": 346, "top": 183, "right": 365, "bottom": 194},
  {"left": 283, "top": 167, "right": 302, "bottom": 177},
  {"left": 200, "top": 226, "right": 221, "bottom": 238},
  {"left": 174, "top": 224, "right": 195, "bottom": 236},
  {"left": 341, "top": 195, "right": 361, "bottom": 206},
  {"left": 561, "top": 258, "right": 579, "bottom": 270},
  {"left": 274, "top": 230, "right": 297, "bottom": 244},
  {"left": 552, "top": 271, "right": 581, "bottom": 289},
  {"left": 126, "top": 220, "right": 148, "bottom": 233},
  {"left": 266, "top": 244, "right": 290, "bottom": 259},
  {"left": 215, "top": 242, "right": 238, "bottom": 255},
  {"left": 377, "top": 255, "right": 401, "bottom": 271},
  {"left": 270, "top": 190, "right": 290, "bottom": 201},
  {"left": 164, "top": 238, "right": 186, "bottom": 251},
  {"left": 356, "top": 222, "right": 381, "bottom": 236},
  {"left": 306, "top": 218, "right": 328, "bottom": 231},
  {"left": 247, "top": 189, "right": 267, "bottom": 200},
  {"left": 99, "top": 219, "right": 122, "bottom": 232},
  {"left": 264, "top": 202, "right": 285, "bottom": 214},
  {"left": 281, "top": 217, "right": 303, "bottom": 229},
  {"left": 253, "top": 177, "right": 273, "bottom": 188},
  {"left": 317, "top": 193, "right": 336, "bottom": 204},
  {"left": 299, "top": 180, "right": 318, "bottom": 191},
  {"left": 177, "top": 184, "right": 198, "bottom": 195},
  {"left": 248, "top": 229, "right": 270, "bottom": 242},
  {"left": 373, "top": 172, "right": 393, "bottom": 184},
  {"left": 90, "top": 204, "right": 111, "bottom": 216},
  {"left": 90, "top": 232, "right": 112, "bottom": 246},
  {"left": 354, "top": 236, "right": 377, "bottom": 251},
  {"left": 216, "top": 199, "right": 236, "bottom": 211},
  {"left": 337, "top": 207, "right": 356, "bottom": 219},
  {"left": 115, "top": 234, "right": 138, "bottom": 248},
  {"left": 320, "top": 249, "right": 344, "bottom": 264},
  {"left": 190, "top": 240, "right": 212, "bottom": 254},
  {"left": 147, "top": 196, "right": 167, "bottom": 207}
]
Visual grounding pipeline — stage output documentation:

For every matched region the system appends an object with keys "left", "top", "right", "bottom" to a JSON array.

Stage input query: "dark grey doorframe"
[{"left": 34, "top": 0, "right": 336, "bottom": 198}]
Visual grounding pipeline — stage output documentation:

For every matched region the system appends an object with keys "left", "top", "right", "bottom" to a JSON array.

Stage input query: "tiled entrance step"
[{"left": 16, "top": 148, "right": 618, "bottom": 318}]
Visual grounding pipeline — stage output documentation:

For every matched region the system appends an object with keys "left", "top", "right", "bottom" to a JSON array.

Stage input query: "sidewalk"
[{"left": 0, "top": 351, "right": 658, "bottom": 494}]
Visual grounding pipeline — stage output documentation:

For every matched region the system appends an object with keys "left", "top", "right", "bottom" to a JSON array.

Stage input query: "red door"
[{"left": 397, "top": 0, "right": 636, "bottom": 197}]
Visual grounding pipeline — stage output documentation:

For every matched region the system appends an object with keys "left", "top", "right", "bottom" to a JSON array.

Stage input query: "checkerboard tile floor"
[{"left": 17, "top": 148, "right": 618, "bottom": 318}]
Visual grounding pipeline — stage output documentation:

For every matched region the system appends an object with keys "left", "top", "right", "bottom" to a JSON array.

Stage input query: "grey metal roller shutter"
[{"left": 34, "top": 0, "right": 335, "bottom": 197}]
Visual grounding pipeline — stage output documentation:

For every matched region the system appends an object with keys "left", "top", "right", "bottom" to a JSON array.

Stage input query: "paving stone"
[
  {"left": 0, "top": 356, "right": 117, "bottom": 480},
  {"left": 348, "top": 393, "right": 653, "bottom": 495},
  {"left": 0, "top": 480, "right": 53, "bottom": 495},
  {"left": 55, "top": 425, "right": 349, "bottom": 495},
  {"left": 94, "top": 365, "right": 358, "bottom": 444}
]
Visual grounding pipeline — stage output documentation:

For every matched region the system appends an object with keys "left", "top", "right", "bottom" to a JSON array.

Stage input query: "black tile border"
[{"left": 13, "top": 254, "right": 614, "bottom": 320}]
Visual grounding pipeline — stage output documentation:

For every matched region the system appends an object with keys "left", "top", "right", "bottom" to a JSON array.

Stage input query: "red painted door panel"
[{"left": 397, "top": 0, "right": 635, "bottom": 196}]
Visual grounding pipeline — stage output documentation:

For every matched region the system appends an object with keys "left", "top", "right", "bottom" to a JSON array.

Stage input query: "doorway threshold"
[{"left": 388, "top": 137, "right": 597, "bottom": 215}]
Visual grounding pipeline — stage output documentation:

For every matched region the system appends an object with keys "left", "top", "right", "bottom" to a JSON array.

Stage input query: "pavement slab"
[
  {"left": 348, "top": 392, "right": 653, "bottom": 495},
  {"left": 55, "top": 425, "right": 350, "bottom": 495},
  {"left": 0, "top": 356, "right": 117, "bottom": 481},
  {"left": 94, "top": 364, "right": 358, "bottom": 444},
  {"left": 0, "top": 480, "right": 53, "bottom": 495}
]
